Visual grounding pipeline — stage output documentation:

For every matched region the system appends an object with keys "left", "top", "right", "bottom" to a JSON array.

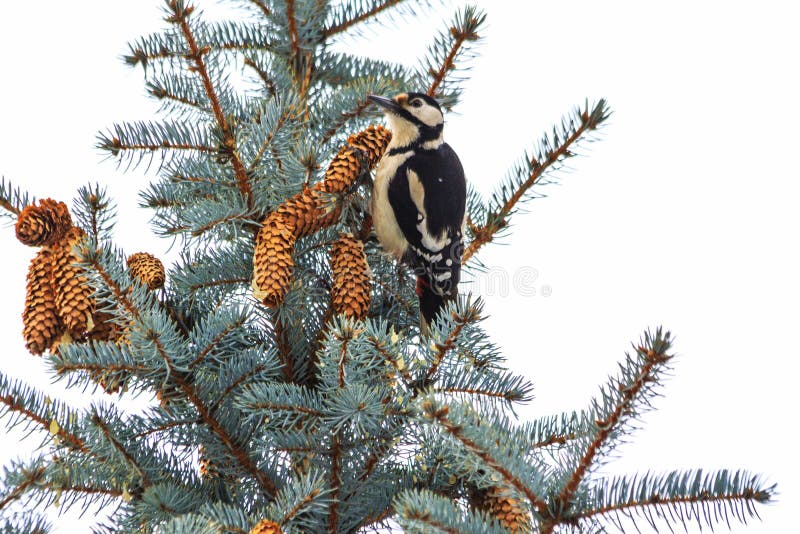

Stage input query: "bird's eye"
[{"left": 411, "top": 99, "right": 423, "bottom": 108}]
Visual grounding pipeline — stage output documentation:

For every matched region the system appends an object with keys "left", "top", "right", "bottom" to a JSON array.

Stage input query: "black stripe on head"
[{"left": 406, "top": 92, "right": 442, "bottom": 111}]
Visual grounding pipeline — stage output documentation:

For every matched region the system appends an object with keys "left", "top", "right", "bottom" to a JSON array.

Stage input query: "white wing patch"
[{"left": 407, "top": 169, "right": 449, "bottom": 252}]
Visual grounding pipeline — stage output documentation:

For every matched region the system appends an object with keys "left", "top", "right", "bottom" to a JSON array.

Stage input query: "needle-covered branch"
[
  {"left": 570, "top": 470, "right": 775, "bottom": 533},
  {"left": 0, "top": 374, "right": 87, "bottom": 453},
  {"left": 463, "top": 99, "right": 610, "bottom": 263},
  {"left": 558, "top": 328, "right": 674, "bottom": 508},
  {"left": 0, "top": 177, "right": 34, "bottom": 219},
  {"left": 422, "top": 6, "right": 486, "bottom": 105}
]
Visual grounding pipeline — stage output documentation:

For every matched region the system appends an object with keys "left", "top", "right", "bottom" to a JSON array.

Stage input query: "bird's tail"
[{"left": 417, "top": 276, "right": 456, "bottom": 337}]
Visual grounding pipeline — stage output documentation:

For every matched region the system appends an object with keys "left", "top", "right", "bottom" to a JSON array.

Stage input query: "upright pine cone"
[
  {"left": 252, "top": 214, "right": 297, "bottom": 307},
  {"left": 51, "top": 226, "right": 95, "bottom": 339},
  {"left": 471, "top": 486, "right": 530, "bottom": 533},
  {"left": 127, "top": 252, "right": 165, "bottom": 290},
  {"left": 330, "top": 233, "right": 371, "bottom": 320},
  {"left": 15, "top": 198, "right": 72, "bottom": 247},
  {"left": 22, "top": 247, "right": 63, "bottom": 355},
  {"left": 250, "top": 519, "right": 283, "bottom": 534}
]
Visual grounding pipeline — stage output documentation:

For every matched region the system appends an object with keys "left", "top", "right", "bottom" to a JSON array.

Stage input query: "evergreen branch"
[
  {"left": 421, "top": 400, "right": 549, "bottom": 514},
  {"left": 366, "top": 335, "right": 413, "bottom": 385},
  {"left": 91, "top": 411, "right": 152, "bottom": 488},
  {"left": 73, "top": 184, "right": 117, "bottom": 244},
  {"left": 273, "top": 313, "right": 295, "bottom": 381},
  {"left": 286, "top": 0, "right": 301, "bottom": 59},
  {"left": 463, "top": 99, "right": 610, "bottom": 263},
  {"left": 279, "top": 486, "right": 323, "bottom": 526},
  {"left": 0, "top": 376, "right": 88, "bottom": 453},
  {"left": 244, "top": 57, "right": 278, "bottom": 97},
  {"left": 322, "top": 0, "right": 406, "bottom": 38},
  {"left": 328, "top": 435, "right": 342, "bottom": 533},
  {"left": 246, "top": 0, "right": 271, "bottom": 17},
  {"left": 168, "top": 2, "right": 254, "bottom": 207},
  {"left": 566, "top": 470, "right": 775, "bottom": 532},
  {"left": 558, "top": 329, "right": 673, "bottom": 508},
  {"left": 0, "top": 176, "right": 33, "bottom": 217},
  {"left": 84, "top": 250, "right": 277, "bottom": 496},
  {"left": 209, "top": 364, "right": 267, "bottom": 413},
  {"left": 425, "top": 303, "right": 481, "bottom": 382},
  {"left": 396, "top": 488, "right": 509, "bottom": 534},
  {"left": 328, "top": 330, "right": 353, "bottom": 533},
  {"left": 424, "top": 6, "right": 485, "bottom": 99},
  {"left": 189, "top": 276, "right": 250, "bottom": 292},
  {"left": 0, "top": 465, "right": 46, "bottom": 510},
  {"left": 525, "top": 412, "right": 591, "bottom": 450},
  {"left": 178, "top": 375, "right": 278, "bottom": 495},
  {"left": 248, "top": 101, "right": 297, "bottom": 172}
]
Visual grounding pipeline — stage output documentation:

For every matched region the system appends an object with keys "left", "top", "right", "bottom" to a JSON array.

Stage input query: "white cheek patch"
[{"left": 417, "top": 106, "right": 443, "bottom": 127}]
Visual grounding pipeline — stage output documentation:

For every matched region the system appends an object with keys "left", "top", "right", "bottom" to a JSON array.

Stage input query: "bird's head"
[{"left": 368, "top": 92, "right": 444, "bottom": 148}]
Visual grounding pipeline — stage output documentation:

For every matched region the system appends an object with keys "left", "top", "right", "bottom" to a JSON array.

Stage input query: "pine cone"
[
  {"left": 320, "top": 146, "right": 365, "bottom": 195},
  {"left": 252, "top": 125, "right": 390, "bottom": 307},
  {"left": 127, "top": 252, "right": 165, "bottom": 290},
  {"left": 22, "top": 246, "right": 63, "bottom": 355},
  {"left": 330, "top": 233, "right": 371, "bottom": 320},
  {"left": 51, "top": 226, "right": 95, "bottom": 339},
  {"left": 250, "top": 519, "right": 283, "bottom": 534},
  {"left": 252, "top": 214, "right": 297, "bottom": 307},
  {"left": 346, "top": 124, "right": 392, "bottom": 169},
  {"left": 15, "top": 198, "right": 72, "bottom": 247},
  {"left": 275, "top": 187, "right": 340, "bottom": 239},
  {"left": 471, "top": 486, "right": 530, "bottom": 533}
]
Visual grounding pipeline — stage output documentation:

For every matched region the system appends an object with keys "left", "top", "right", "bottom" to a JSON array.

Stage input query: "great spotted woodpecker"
[{"left": 368, "top": 92, "right": 467, "bottom": 334}]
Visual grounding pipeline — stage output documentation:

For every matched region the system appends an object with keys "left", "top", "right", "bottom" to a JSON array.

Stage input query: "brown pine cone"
[
  {"left": 346, "top": 124, "right": 392, "bottom": 170},
  {"left": 22, "top": 246, "right": 63, "bottom": 355},
  {"left": 250, "top": 519, "right": 283, "bottom": 534},
  {"left": 127, "top": 252, "right": 165, "bottom": 290},
  {"left": 252, "top": 125, "right": 390, "bottom": 308},
  {"left": 15, "top": 198, "right": 72, "bottom": 247},
  {"left": 275, "top": 187, "right": 340, "bottom": 239},
  {"left": 273, "top": 125, "right": 391, "bottom": 237},
  {"left": 51, "top": 226, "right": 95, "bottom": 339},
  {"left": 330, "top": 233, "right": 371, "bottom": 320},
  {"left": 471, "top": 486, "right": 530, "bottom": 532},
  {"left": 252, "top": 214, "right": 297, "bottom": 308}
]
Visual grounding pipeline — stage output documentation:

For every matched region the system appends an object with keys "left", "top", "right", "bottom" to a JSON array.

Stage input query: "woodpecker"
[{"left": 368, "top": 92, "right": 466, "bottom": 334}]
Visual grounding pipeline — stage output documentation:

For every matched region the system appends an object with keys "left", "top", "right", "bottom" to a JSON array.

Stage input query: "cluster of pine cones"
[
  {"left": 252, "top": 125, "right": 391, "bottom": 318},
  {"left": 17, "top": 199, "right": 164, "bottom": 359}
]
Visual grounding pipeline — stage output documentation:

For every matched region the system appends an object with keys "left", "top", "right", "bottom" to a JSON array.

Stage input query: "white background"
[{"left": 0, "top": 1, "right": 797, "bottom": 532}]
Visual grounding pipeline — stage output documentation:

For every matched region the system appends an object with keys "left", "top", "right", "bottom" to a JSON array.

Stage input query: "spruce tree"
[{"left": 0, "top": 1, "right": 775, "bottom": 533}]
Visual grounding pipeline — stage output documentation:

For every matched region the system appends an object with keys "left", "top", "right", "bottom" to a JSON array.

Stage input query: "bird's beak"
[{"left": 368, "top": 94, "right": 402, "bottom": 114}]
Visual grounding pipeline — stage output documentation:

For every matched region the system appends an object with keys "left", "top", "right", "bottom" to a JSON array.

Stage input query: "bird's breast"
[{"left": 372, "top": 152, "right": 412, "bottom": 259}]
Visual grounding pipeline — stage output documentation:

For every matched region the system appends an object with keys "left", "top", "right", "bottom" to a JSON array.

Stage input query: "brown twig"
[
  {"left": 0, "top": 466, "right": 46, "bottom": 510},
  {"left": 0, "top": 395, "right": 87, "bottom": 453},
  {"left": 423, "top": 401, "right": 549, "bottom": 515},
  {"left": 88, "top": 254, "right": 277, "bottom": 496},
  {"left": 0, "top": 198, "right": 20, "bottom": 216},
  {"left": 171, "top": 4, "right": 253, "bottom": 207},
  {"left": 322, "top": 0, "right": 404, "bottom": 38},
  {"left": 557, "top": 347, "right": 671, "bottom": 509},
  {"left": 462, "top": 113, "right": 598, "bottom": 264}
]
